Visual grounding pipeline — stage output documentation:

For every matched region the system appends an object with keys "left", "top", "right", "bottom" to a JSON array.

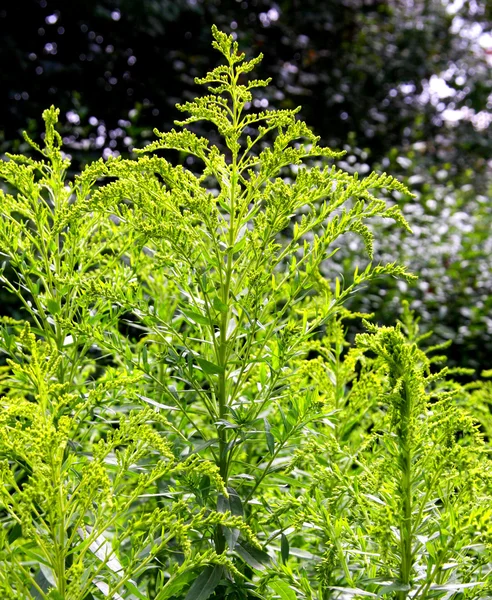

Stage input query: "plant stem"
[
  {"left": 397, "top": 377, "right": 413, "bottom": 600},
  {"left": 214, "top": 61, "right": 240, "bottom": 556}
]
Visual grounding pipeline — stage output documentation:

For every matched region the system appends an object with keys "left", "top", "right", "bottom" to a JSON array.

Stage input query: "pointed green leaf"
[
  {"left": 182, "top": 309, "right": 211, "bottom": 327},
  {"left": 124, "top": 580, "right": 148, "bottom": 600},
  {"left": 141, "top": 344, "right": 148, "bottom": 368},
  {"left": 269, "top": 580, "right": 297, "bottom": 600},
  {"left": 222, "top": 523, "right": 240, "bottom": 551},
  {"left": 46, "top": 298, "right": 60, "bottom": 315},
  {"left": 235, "top": 541, "right": 270, "bottom": 570},
  {"left": 184, "top": 565, "right": 223, "bottom": 600},
  {"left": 377, "top": 583, "right": 410, "bottom": 596},
  {"left": 327, "top": 587, "right": 376, "bottom": 597},
  {"left": 213, "top": 297, "right": 228, "bottom": 313},
  {"left": 264, "top": 418, "right": 275, "bottom": 455},
  {"left": 227, "top": 487, "right": 243, "bottom": 516},
  {"left": 199, "top": 474, "right": 211, "bottom": 503},
  {"left": 196, "top": 357, "right": 225, "bottom": 375},
  {"left": 281, "top": 533, "right": 290, "bottom": 564},
  {"left": 7, "top": 523, "right": 22, "bottom": 544},
  {"left": 155, "top": 569, "right": 195, "bottom": 600},
  {"left": 137, "top": 394, "right": 179, "bottom": 411}
]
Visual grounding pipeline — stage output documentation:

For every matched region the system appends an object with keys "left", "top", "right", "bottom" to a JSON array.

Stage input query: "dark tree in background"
[
  {"left": 1, "top": 0, "right": 491, "bottom": 369},
  {"left": 1, "top": 0, "right": 490, "bottom": 170}
]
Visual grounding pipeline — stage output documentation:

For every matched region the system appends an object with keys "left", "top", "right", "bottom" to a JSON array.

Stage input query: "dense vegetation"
[
  {"left": 0, "top": 28, "right": 491, "bottom": 599},
  {"left": 1, "top": 0, "right": 491, "bottom": 370}
]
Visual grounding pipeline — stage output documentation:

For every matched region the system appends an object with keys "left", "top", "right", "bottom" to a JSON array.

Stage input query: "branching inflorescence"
[{"left": 0, "top": 26, "right": 489, "bottom": 600}]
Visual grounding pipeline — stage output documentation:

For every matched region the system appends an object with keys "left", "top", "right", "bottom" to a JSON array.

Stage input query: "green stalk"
[
  {"left": 397, "top": 377, "right": 414, "bottom": 600},
  {"left": 214, "top": 60, "right": 240, "bottom": 556}
]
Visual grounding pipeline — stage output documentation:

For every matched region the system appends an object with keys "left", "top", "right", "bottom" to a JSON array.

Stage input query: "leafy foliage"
[
  {"left": 272, "top": 306, "right": 492, "bottom": 599},
  {"left": 0, "top": 26, "right": 490, "bottom": 600},
  {"left": 1, "top": 0, "right": 491, "bottom": 372}
]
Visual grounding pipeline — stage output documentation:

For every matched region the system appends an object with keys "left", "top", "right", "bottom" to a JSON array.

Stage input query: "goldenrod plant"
[
  {"left": 281, "top": 306, "right": 492, "bottom": 599},
  {"left": 0, "top": 25, "right": 489, "bottom": 600}
]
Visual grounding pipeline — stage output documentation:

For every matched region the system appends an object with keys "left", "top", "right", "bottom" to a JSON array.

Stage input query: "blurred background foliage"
[{"left": 0, "top": 0, "right": 491, "bottom": 370}]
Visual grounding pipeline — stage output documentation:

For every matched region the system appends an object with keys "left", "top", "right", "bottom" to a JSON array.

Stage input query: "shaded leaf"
[
  {"left": 184, "top": 565, "right": 223, "bottom": 600},
  {"left": 281, "top": 533, "right": 290, "bottom": 564},
  {"left": 155, "top": 569, "right": 196, "bottom": 600},
  {"left": 235, "top": 541, "right": 270, "bottom": 570},
  {"left": 264, "top": 417, "right": 275, "bottom": 455}
]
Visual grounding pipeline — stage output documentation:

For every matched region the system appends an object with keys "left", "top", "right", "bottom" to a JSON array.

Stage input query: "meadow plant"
[{"left": 0, "top": 26, "right": 490, "bottom": 600}]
